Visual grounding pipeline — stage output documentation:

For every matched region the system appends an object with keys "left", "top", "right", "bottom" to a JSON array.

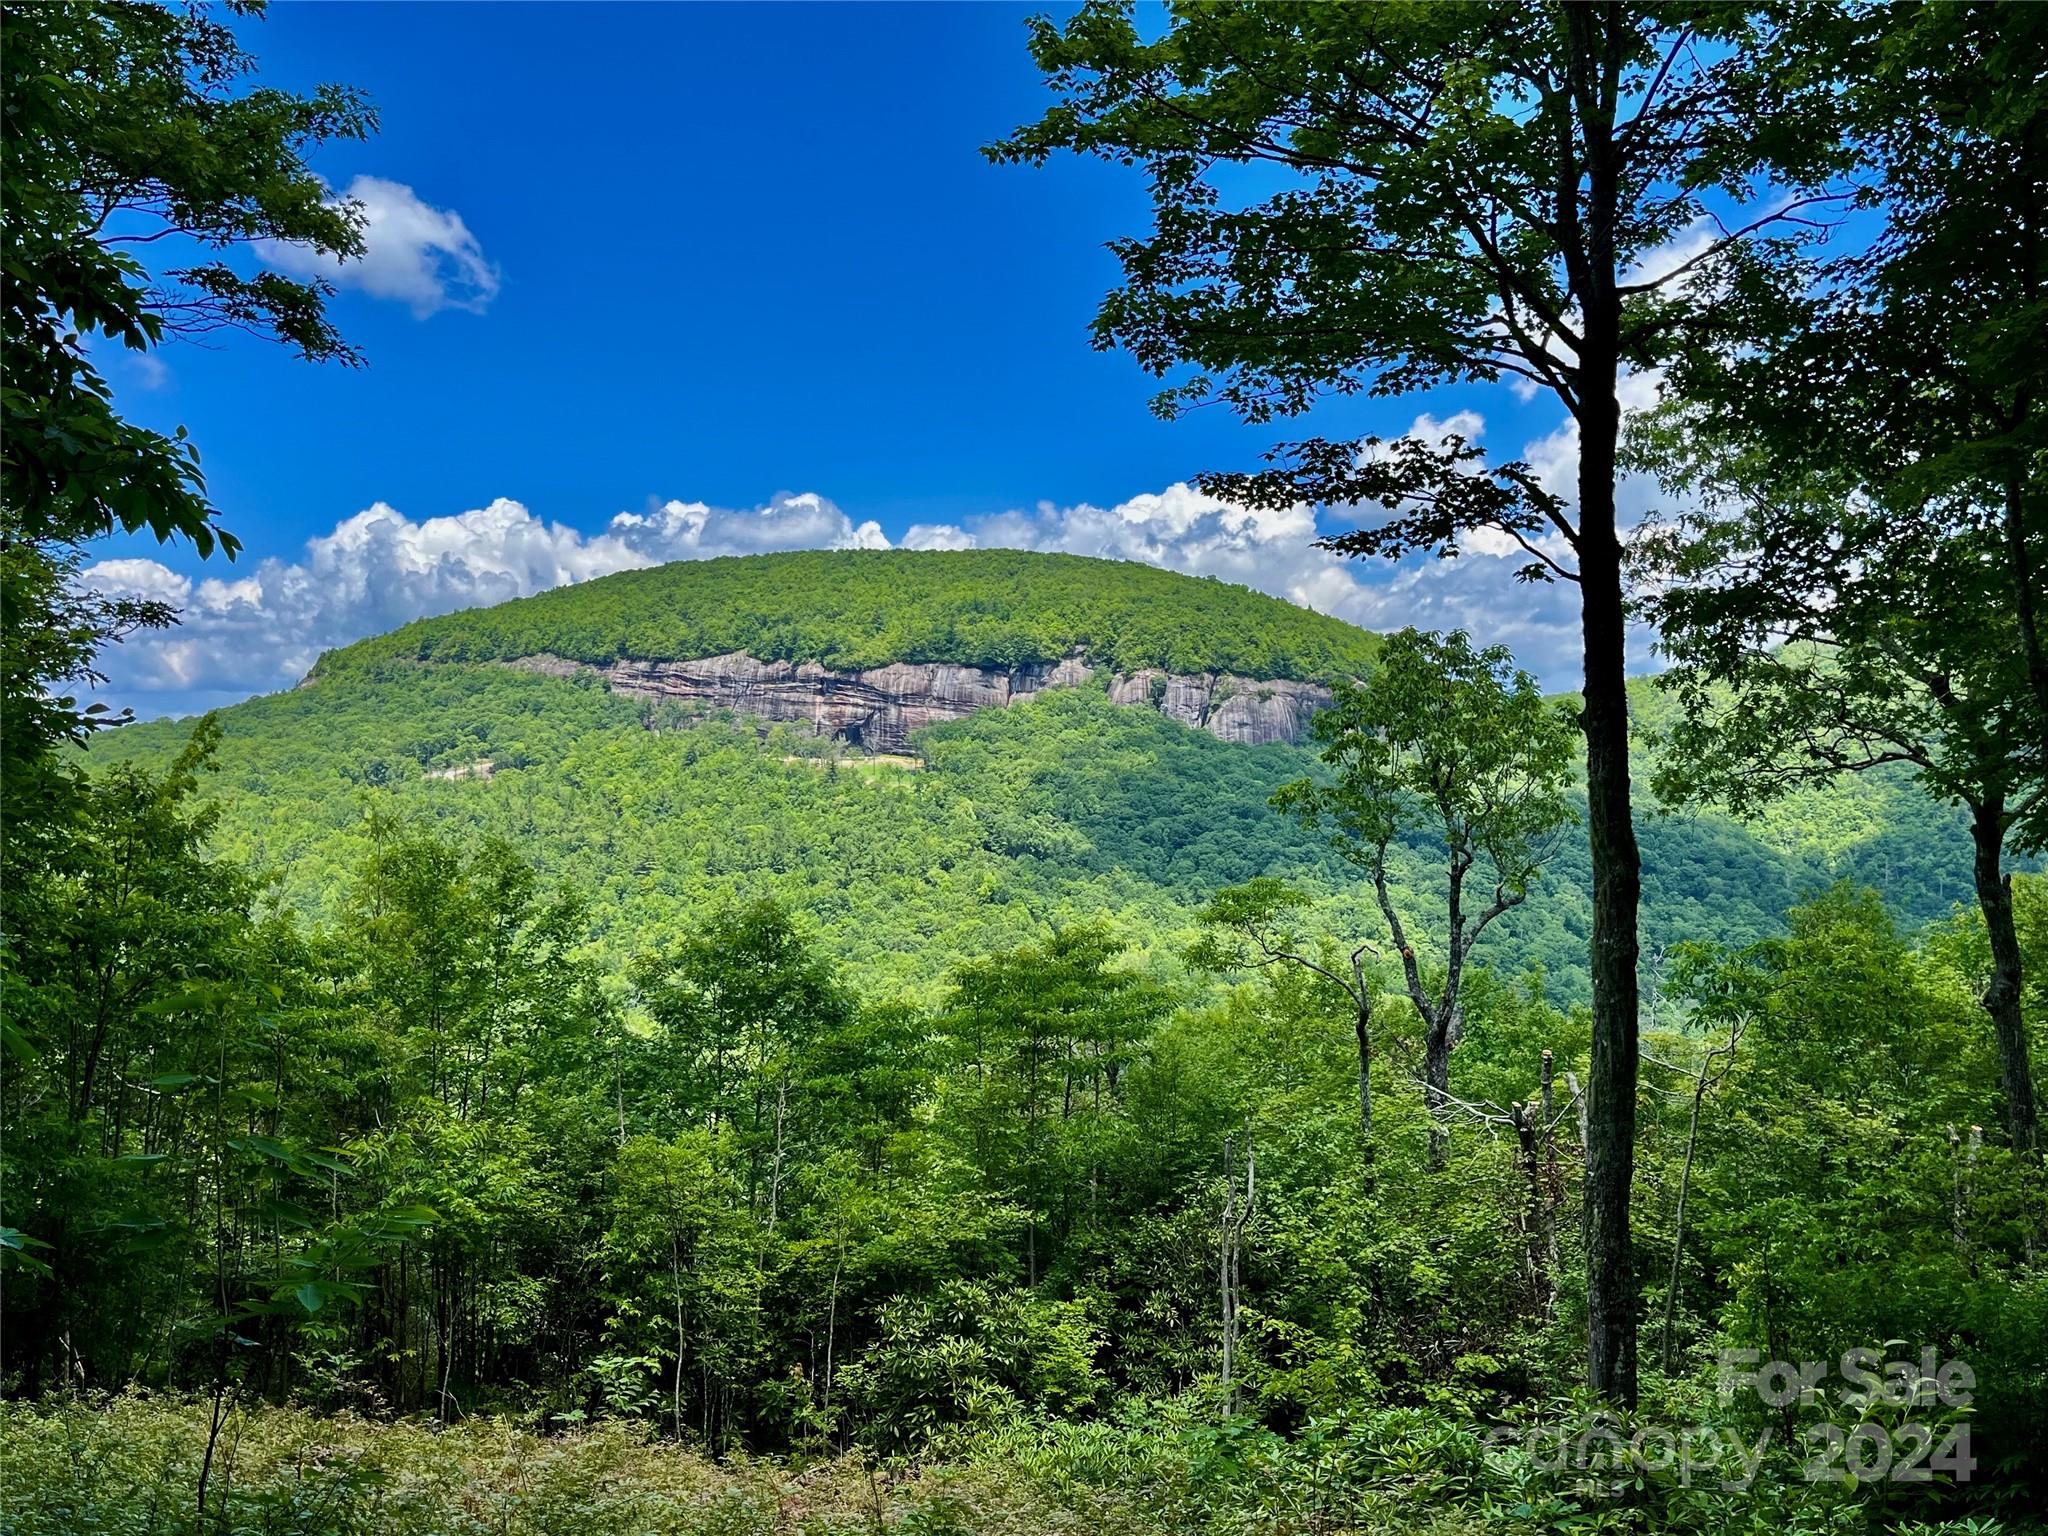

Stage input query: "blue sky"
[{"left": 88, "top": 2, "right": 1609, "bottom": 716}]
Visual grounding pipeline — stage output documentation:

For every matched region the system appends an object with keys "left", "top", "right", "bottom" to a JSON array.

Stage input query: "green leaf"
[
  {"left": 229, "top": 1135, "right": 310, "bottom": 1173},
  {"left": 0, "top": 1019, "right": 39, "bottom": 1064}
]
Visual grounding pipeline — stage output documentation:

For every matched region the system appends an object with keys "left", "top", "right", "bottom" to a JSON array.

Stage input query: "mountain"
[
  {"left": 307, "top": 549, "right": 1376, "bottom": 752},
  {"left": 323, "top": 549, "right": 1383, "bottom": 680},
  {"left": 93, "top": 549, "right": 1977, "bottom": 1000}
]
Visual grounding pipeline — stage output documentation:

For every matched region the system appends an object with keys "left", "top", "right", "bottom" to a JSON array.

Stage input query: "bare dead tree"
[
  {"left": 1949, "top": 1123, "right": 1984, "bottom": 1266},
  {"left": 1431, "top": 1057, "right": 1583, "bottom": 1316},
  {"left": 1646, "top": 1016, "right": 1747, "bottom": 1374},
  {"left": 1219, "top": 1131, "right": 1257, "bottom": 1415}
]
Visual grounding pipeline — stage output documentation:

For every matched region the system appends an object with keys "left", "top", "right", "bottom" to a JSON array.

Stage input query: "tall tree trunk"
[
  {"left": 1539, "top": 1049, "right": 1560, "bottom": 1320},
  {"left": 1970, "top": 795, "right": 2039, "bottom": 1156},
  {"left": 2007, "top": 152, "right": 2045, "bottom": 763},
  {"left": 822, "top": 1246, "right": 843, "bottom": 1415},
  {"left": 1563, "top": 4, "right": 1641, "bottom": 1407},
  {"left": 1423, "top": 1017, "right": 1452, "bottom": 1171},
  {"left": 2005, "top": 474, "right": 2048, "bottom": 772},
  {"left": 1577, "top": 363, "right": 1642, "bottom": 1408},
  {"left": 672, "top": 1236, "right": 686, "bottom": 1443},
  {"left": 1660, "top": 1045, "right": 1720, "bottom": 1374}
]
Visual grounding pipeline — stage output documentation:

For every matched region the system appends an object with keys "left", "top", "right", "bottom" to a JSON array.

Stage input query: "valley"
[{"left": 95, "top": 552, "right": 1978, "bottom": 1004}]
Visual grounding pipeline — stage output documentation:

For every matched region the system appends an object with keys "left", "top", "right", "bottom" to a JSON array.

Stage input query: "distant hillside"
[
  {"left": 314, "top": 548, "right": 1382, "bottom": 683},
  {"left": 88, "top": 549, "right": 1983, "bottom": 1005}
]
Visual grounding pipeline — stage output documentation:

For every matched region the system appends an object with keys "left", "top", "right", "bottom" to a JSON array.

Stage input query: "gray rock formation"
[
  {"left": 1105, "top": 668, "right": 1335, "bottom": 745},
  {"left": 505, "top": 651, "right": 1328, "bottom": 752}
]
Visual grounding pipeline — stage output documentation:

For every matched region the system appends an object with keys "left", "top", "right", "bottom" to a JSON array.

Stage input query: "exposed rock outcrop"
[
  {"left": 1105, "top": 669, "right": 1333, "bottom": 746},
  {"left": 505, "top": 651, "right": 1329, "bottom": 752}
]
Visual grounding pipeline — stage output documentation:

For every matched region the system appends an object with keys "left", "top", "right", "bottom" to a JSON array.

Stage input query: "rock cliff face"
[
  {"left": 1104, "top": 669, "right": 1334, "bottom": 747},
  {"left": 506, "top": 651, "right": 1330, "bottom": 752}
]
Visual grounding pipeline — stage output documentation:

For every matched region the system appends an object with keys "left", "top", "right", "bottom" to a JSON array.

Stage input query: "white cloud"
[
  {"left": 901, "top": 523, "right": 978, "bottom": 552},
  {"left": 1521, "top": 364, "right": 1671, "bottom": 532},
  {"left": 86, "top": 558, "right": 192, "bottom": 608},
  {"left": 1622, "top": 219, "right": 1721, "bottom": 292},
  {"left": 81, "top": 491, "right": 887, "bottom": 715},
  {"left": 881, "top": 439, "right": 1593, "bottom": 684},
  {"left": 82, "top": 395, "right": 1684, "bottom": 719},
  {"left": 912, "top": 483, "right": 1325, "bottom": 594},
  {"left": 1391, "top": 409, "right": 1486, "bottom": 451},
  {"left": 608, "top": 490, "right": 886, "bottom": 560},
  {"left": 261, "top": 175, "right": 500, "bottom": 317}
]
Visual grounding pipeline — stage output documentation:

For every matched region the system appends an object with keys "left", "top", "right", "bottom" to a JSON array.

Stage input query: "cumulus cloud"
[
  {"left": 85, "top": 557, "right": 194, "bottom": 608},
  {"left": 901, "top": 523, "right": 978, "bottom": 552},
  {"left": 1364, "top": 409, "right": 1487, "bottom": 461},
  {"left": 1622, "top": 219, "right": 1723, "bottom": 293},
  {"left": 262, "top": 175, "right": 500, "bottom": 317},
  {"left": 81, "top": 492, "right": 888, "bottom": 716},
  {"left": 1519, "top": 360, "right": 1674, "bottom": 538},
  {"left": 609, "top": 491, "right": 887, "bottom": 559},
  {"left": 874, "top": 418, "right": 1593, "bottom": 684},
  {"left": 82, "top": 388, "right": 1689, "bottom": 720}
]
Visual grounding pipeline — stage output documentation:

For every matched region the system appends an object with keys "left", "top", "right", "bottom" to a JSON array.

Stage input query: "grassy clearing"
[
  {"left": 2, "top": 1396, "right": 2023, "bottom": 1536},
  {"left": 1, "top": 1396, "right": 1125, "bottom": 1536}
]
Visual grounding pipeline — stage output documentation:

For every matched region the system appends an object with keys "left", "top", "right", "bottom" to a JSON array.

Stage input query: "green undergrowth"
[{"left": 2, "top": 1395, "right": 2022, "bottom": 1536}]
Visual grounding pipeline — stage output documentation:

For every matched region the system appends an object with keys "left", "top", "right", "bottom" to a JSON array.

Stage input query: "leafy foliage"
[
  {"left": 0, "top": 0, "right": 370, "bottom": 769},
  {"left": 4, "top": 6, "right": 2045, "bottom": 1529},
  {"left": 80, "top": 650, "right": 1977, "bottom": 1008},
  {"left": 12, "top": 714, "right": 2041, "bottom": 1519}
]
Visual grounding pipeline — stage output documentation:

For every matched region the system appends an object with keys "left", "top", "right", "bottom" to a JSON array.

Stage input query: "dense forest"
[
  {"left": 5, "top": 4, "right": 2046, "bottom": 1536},
  {"left": 13, "top": 699, "right": 2048, "bottom": 1533},
  {"left": 83, "top": 616, "right": 1988, "bottom": 1005}
]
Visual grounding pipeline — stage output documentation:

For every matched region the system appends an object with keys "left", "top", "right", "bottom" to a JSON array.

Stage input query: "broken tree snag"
[
  {"left": 1219, "top": 1132, "right": 1256, "bottom": 1415},
  {"left": 1951, "top": 1124, "right": 1984, "bottom": 1266},
  {"left": 1511, "top": 1098, "right": 1547, "bottom": 1311},
  {"left": 1539, "top": 1050, "right": 1560, "bottom": 1318}
]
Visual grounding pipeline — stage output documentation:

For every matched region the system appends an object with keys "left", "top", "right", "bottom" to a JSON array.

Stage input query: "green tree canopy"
[
  {"left": 1274, "top": 629, "right": 1575, "bottom": 1160},
  {"left": 992, "top": 0, "right": 1859, "bottom": 1403}
]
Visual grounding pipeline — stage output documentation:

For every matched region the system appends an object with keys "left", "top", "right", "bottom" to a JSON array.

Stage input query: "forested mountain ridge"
[
  {"left": 312, "top": 548, "right": 1384, "bottom": 681},
  {"left": 297, "top": 551, "right": 1379, "bottom": 750},
  {"left": 91, "top": 550, "right": 1978, "bottom": 1002}
]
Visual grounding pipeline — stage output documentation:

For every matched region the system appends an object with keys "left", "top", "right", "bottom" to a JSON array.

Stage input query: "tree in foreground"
[
  {"left": 1833, "top": 2, "right": 2048, "bottom": 767},
  {"left": 1, "top": 2, "right": 376, "bottom": 1338},
  {"left": 0, "top": 0, "right": 371, "bottom": 774},
  {"left": 1641, "top": 0, "right": 2047, "bottom": 1158},
  {"left": 1645, "top": 455, "right": 2044, "bottom": 1159},
  {"left": 630, "top": 899, "right": 857, "bottom": 1222},
  {"left": 1275, "top": 629, "right": 1575, "bottom": 1166},
  {"left": 938, "top": 925, "right": 1174, "bottom": 1287},
  {"left": 993, "top": 0, "right": 1852, "bottom": 1402}
]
